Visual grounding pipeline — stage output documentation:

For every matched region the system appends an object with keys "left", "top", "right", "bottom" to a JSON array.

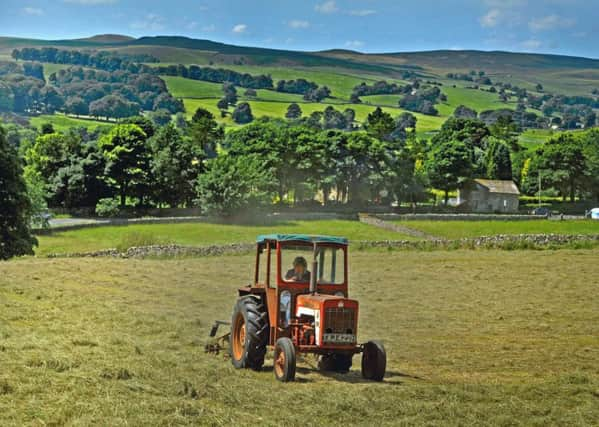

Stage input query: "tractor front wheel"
[
  {"left": 361, "top": 340, "right": 386, "bottom": 381},
  {"left": 230, "top": 296, "right": 268, "bottom": 371},
  {"left": 273, "top": 337, "right": 296, "bottom": 382}
]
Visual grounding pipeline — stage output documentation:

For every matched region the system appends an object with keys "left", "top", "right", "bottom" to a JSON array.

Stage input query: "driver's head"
[{"left": 293, "top": 256, "right": 307, "bottom": 274}]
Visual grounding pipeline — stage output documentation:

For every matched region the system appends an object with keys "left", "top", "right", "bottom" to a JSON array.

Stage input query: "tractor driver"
[{"left": 285, "top": 256, "right": 311, "bottom": 282}]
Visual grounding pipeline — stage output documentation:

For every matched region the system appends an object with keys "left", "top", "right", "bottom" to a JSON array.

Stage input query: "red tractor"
[{"left": 228, "top": 234, "right": 386, "bottom": 382}]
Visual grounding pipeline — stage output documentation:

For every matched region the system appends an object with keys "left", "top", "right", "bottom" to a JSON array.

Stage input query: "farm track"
[{"left": 358, "top": 214, "right": 442, "bottom": 240}]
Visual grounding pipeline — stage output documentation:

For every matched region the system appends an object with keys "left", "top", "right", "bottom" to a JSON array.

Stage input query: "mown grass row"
[{"left": 1, "top": 250, "right": 598, "bottom": 425}]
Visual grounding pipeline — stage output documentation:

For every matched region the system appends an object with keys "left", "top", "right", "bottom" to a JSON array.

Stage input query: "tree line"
[
  {"left": 12, "top": 48, "right": 158, "bottom": 73},
  {"left": 0, "top": 63, "right": 183, "bottom": 119}
]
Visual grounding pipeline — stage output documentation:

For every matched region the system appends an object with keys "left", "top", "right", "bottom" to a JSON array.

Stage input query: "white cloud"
[
  {"left": 521, "top": 39, "right": 542, "bottom": 50},
  {"left": 64, "top": 0, "right": 118, "bottom": 4},
  {"left": 348, "top": 9, "right": 376, "bottom": 16},
  {"left": 315, "top": 1, "right": 338, "bottom": 14},
  {"left": 186, "top": 21, "right": 198, "bottom": 30},
  {"left": 22, "top": 6, "right": 44, "bottom": 15},
  {"left": 529, "top": 15, "right": 575, "bottom": 32},
  {"left": 232, "top": 24, "right": 247, "bottom": 34},
  {"left": 288, "top": 20, "right": 310, "bottom": 29},
  {"left": 202, "top": 24, "right": 216, "bottom": 32},
  {"left": 345, "top": 40, "right": 364, "bottom": 49},
  {"left": 479, "top": 9, "right": 502, "bottom": 28},
  {"left": 130, "top": 13, "right": 165, "bottom": 31}
]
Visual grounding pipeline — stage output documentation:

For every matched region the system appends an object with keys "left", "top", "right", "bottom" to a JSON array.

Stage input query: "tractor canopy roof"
[{"left": 256, "top": 234, "right": 348, "bottom": 245}]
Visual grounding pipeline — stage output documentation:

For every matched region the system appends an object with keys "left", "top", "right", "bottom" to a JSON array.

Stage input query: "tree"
[
  {"left": 188, "top": 107, "right": 223, "bottom": 158},
  {"left": 98, "top": 124, "right": 149, "bottom": 207},
  {"left": 232, "top": 102, "right": 254, "bottom": 124},
  {"left": 364, "top": 107, "right": 395, "bottom": 141},
  {"left": 195, "top": 154, "right": 275, "bottom": 216},
  {"left": 150, "top": 124, "right": 202, "bottom": 207},
  {"left": 222, "top": 82, "right": 238, "bottom": 106},
  {"left": 0, "top": 125, "right": 37, "bottom": 259},
  {"left": 533, "top": 133, "right": 586, "bottom": 201},
  {"left": 425, "top": 140, "right": 473, "bottom": 205},
  {"left": 286, "top": 103, "right": 302, "bottom": 120},
  {"left": 453, "top": 105, "right": 477, "bottom": 119},
  {"left": 149, "top": 109, "right": 172, "bottom": 127},
  {"left": 64, "top": 96, "right": 88, "bottom": 116},
  {"left": 217, "top": 98, "right": 229, "bottom": 111},
  {"left": 485, "top": 137, "right": 513, "bottom": 180}
]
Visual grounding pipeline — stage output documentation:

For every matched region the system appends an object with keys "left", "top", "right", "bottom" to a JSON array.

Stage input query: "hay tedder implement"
[{"left": 206, "top": 234, "right": 386, "bottom": 382}]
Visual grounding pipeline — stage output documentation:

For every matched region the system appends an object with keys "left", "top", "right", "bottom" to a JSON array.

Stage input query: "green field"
[
  {"left": 182, "top": 97, "right": 446, "bottom": 133},
  {"left": 35, "top": 220, "right": 416, "bottom": 256},
  {"left": 395, "top": 219, "right": 599, "bottom": 239},
  {"left": 1, "top": 249, "right": 598, "bottom": 425},
  {"left": 29, "top": 114, "right": 114, "bottom": 133}
]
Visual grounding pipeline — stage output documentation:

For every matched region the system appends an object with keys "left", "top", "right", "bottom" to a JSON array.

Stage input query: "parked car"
[
  {"left": 531, "top": 207, "right": 551, "bottom": 216},
  {"left": 589, "top": 208, "right": 599, "bottom": 220}
]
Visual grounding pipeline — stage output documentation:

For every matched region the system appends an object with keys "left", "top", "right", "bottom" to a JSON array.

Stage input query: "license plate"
[{"left": 323, "top": 333, "right": 356, "bottom": 344}]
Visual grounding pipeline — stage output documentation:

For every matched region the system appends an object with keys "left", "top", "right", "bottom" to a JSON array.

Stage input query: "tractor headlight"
[
  {"left": 334, "top": 291, "right": 345, "bottom": 297},
  {"left": 279, "top": 290, "right": 291, "bottom": 327}
]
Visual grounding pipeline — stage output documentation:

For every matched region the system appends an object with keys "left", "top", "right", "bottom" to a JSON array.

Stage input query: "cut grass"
[
  {"left": 35, "top": 220, "right": 419, "bottom": 256},
  {"left": 394, "top": 219, "right": 599, "bottom": 239},
  {"left": 0, "top": 250, "right": 598, "bottom": 425}
]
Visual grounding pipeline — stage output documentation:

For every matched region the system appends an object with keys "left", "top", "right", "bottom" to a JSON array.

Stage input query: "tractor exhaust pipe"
[{"left": 310, "top": 259, "right": 317, "bottom": 294}]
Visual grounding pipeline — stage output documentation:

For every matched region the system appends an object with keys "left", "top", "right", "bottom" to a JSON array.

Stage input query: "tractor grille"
[{"left": 324, "top": 307, "right": 356, "bottom": 334}]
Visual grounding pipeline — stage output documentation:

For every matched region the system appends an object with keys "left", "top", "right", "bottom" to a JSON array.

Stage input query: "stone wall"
[{"left": 45, "top": 234, "right": 599, "bottom": 259}]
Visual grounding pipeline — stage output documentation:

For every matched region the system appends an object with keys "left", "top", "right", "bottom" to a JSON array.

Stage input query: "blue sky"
[{"left": 1, "top": 0, "right": 598, "bottom": 58}]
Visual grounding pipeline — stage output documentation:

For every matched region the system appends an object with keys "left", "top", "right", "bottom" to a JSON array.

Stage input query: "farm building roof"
[
  {"left": 474, "top": 179, "right": 520, "bottom": 195},
  {"left": 256, "top": 234, "right": 348, "bottom": 245}
]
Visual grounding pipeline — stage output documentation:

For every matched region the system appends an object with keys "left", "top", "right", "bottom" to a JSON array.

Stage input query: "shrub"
[{"left": 95, "top": 198, "right": 120, "bottom": 218}]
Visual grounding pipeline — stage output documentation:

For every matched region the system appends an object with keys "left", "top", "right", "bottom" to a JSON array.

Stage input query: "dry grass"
[{"left": 1, "top": 250, "right": 598, "bottom": 425}]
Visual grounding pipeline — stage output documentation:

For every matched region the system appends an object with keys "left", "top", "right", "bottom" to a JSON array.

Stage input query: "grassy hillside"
[
  {"left": 3, "top": 34, "right": 598, "bottom": 143},
  {"left": 1, "top": 250, "right": 598, "bottom": 425}
]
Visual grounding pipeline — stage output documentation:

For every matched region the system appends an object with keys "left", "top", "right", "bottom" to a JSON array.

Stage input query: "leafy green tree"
[
  {"left": 364, "top": 107, "right": 395, "bottom": 141},
  {"left": 196, "top": 154, "right": 275, "bottom": 216},
  {"left": 425, "top": 139, "right": 473, "bottom": 205},
  {"left": 98, "top": 124, "right": 149, "bottom": 207},
  {"left": 485, "top": 137, "right": 512, "bottom": 180},
  {"left": 532, "top": 133, "right": 587, "bottom": 201},
  {"left": 149, "top": 109, "right": 172, "bottom": 127},
  {"left": 150, "top": 124, "right": 202, "bottom": 207},
  {"left": 188, "top": 107, "right": 223, "bottom": 158},
  {"left": 232, "top": 102, "right": 254, "bottom": 124},
  {"left": 0, "top": 124, "right": 37, "bottom": 259},
  {"left": 222, "top": 82, "right": 238, "bottom": 106},
  {"left": 286, "top": 103, "right": 302, "bottom": 120},
  {"left": 64, "top": 96, "right": 88, "bottom": 116}
]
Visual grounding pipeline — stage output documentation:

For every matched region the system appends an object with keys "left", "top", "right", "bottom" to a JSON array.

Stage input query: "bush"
[{"left": 95, "top": 198, "right": 120, "bottom": 217}]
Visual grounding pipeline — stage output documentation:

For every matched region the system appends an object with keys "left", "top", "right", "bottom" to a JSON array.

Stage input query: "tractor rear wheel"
[
  {"left": 361, "top": 340, "right": 386, "bottom": 381},
  {"left": 273, "top": 337, "right": 296, "bottom": 382},
  {"left": 319, "top": 353, "right": 353, "bottom": 373},
  {"left": 230, "top": 295, "right": 268, "bottom": 371}
]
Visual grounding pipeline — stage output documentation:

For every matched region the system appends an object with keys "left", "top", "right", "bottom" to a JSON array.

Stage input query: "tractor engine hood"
[{"left": 295, "top": 293, "right": 359, "bottom": 347}]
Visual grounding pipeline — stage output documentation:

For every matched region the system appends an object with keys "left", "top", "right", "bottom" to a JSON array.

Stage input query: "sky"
[{"left": 1, "top": 0, "right": 598, "bottom": 58}]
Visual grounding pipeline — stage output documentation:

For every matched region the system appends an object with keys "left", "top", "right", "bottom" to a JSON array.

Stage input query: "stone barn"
[{"left": 457, "top": 179, "right": 520, "bottom": 213}]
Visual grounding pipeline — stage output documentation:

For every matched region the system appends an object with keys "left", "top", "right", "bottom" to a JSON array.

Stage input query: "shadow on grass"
[{"left": 261, "top": 364, "right": 418, "bottom": 385}]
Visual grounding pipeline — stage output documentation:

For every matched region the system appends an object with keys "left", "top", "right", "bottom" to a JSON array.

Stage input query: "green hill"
[{"left": 2, "top": 34, "right": 598, "bottom": 141}]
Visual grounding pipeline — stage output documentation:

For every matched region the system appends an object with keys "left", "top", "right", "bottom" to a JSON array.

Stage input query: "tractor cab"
[
  {"left": 252, "top": 234, "right": 350, "bottom": 332},
  {"left": 227, "top": 234, "right": 386, "bottom": 382}
]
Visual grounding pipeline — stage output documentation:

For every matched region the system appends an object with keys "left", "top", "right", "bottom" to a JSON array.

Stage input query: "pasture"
[
  {"left": 1, "top": 249, "right": 598, "bottom": 425},
  {"left": 29, "top": 114, "right": 114, "bottom": 133},
  {"left": 395, "top": 219, "right": 599, "bottom": 239},
  {"left": 34, "top": 220, "right": 416, "bottom": 256}
]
